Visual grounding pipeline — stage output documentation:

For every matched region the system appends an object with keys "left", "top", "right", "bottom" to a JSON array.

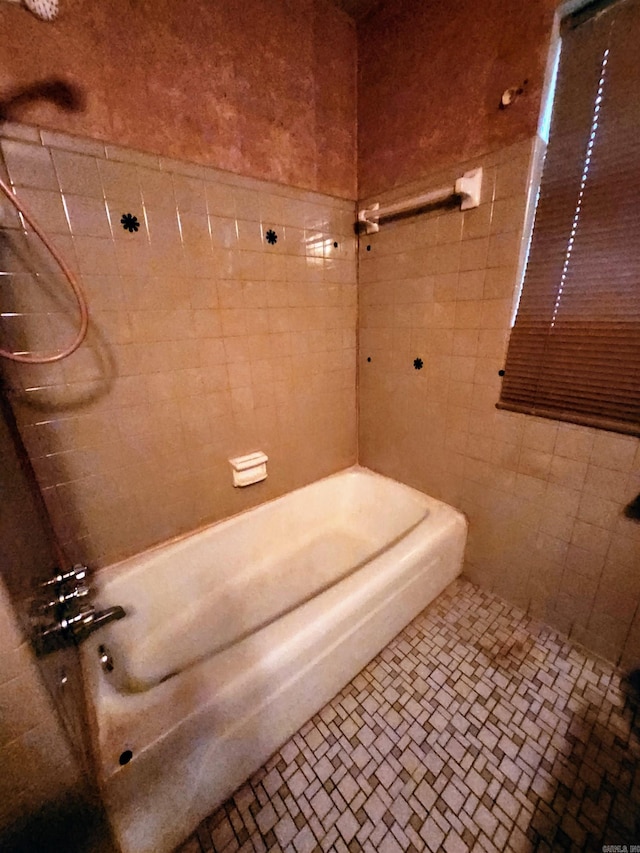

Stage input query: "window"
[{"left": 497, "top": 0, "right": 640, "bottom": 436}]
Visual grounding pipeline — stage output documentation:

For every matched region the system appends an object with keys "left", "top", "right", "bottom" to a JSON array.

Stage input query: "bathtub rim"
[
  {"left": 92, "top": 464, "right": 448, "bottom": 584},
  {"left": 82, "top": 477, "right": 468, "bottom": 771}
]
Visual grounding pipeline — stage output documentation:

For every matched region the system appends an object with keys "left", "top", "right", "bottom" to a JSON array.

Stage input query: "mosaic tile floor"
[{"left": 176, "top": 579, "right": 640, "bottom": 853}]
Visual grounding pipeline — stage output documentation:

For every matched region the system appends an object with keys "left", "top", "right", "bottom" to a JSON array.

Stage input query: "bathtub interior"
[{"left": 92, "top": 468, "right": 432, "bottom": 692}]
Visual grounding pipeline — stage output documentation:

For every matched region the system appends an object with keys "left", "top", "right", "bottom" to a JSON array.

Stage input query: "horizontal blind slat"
[{"left": 498, "top": 0, "right": 640, "bottom": 436}]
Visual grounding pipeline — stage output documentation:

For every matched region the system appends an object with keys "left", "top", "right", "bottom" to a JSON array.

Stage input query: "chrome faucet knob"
[
  {"left": 32, "top": 564, "right": 125, "bottom": 653},
  {"left": 40, "top": 564, "right": 90, "bottom": 589},
  {"left": 60, "top": 603, "right": 95, "bottom": 632},
  {"left": 41, "top": 569, "right": 73, "bottom": 588},
  {"left": 72, "top": 564, "right": 89, "bottom": 583},
  {"left": 69, "top": 581, "right": 91, "bottom": 600},
  {"left": 38, "top": 579, "right": 91, "bottom": 613}
]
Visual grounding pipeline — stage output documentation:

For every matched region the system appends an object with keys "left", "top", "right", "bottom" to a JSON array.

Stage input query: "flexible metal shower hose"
[{"left": 0, "top": 175, "right": 89, "bottom": 363}]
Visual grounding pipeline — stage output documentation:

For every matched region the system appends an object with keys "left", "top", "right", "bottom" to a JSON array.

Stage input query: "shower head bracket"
[{"left": 1, "top": 0, "right": 59, "bottom": 21}]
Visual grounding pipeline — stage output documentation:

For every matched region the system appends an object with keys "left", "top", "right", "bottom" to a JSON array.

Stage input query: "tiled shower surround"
[
  {"left": 177, "top": 580, "right": 640, "bottom": 853},
  {"left": 358, "top": 138, "right": 640, "bottom": 669},
  {"left": 0, "top": 123, "right": 356, "bottom": 569},
  {"left": 2, "top": 120, "right": 640, "bottom": 851}
]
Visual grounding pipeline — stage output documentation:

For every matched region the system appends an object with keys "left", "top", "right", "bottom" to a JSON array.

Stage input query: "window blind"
[{"left": 497, "top": 0, "right": 640, "bottom": 436}]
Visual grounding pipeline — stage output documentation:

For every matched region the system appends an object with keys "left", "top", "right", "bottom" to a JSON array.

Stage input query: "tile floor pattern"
[{"left": 176, "top": 579, "right": 640, "bottom": 853}]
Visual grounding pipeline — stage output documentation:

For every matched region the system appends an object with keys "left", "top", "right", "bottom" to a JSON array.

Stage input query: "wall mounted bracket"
[{"left": 358, "top": 167, "right": 483, "bottom": 234}]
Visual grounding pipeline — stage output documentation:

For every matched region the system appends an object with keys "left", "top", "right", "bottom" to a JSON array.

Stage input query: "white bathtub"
[{"left": 81, "top": 467, "right": 467, "bottom": 853}]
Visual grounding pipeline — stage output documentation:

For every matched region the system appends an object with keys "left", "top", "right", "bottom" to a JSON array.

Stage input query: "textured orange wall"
[
  {"left": 0, "top": 0, "right": 356, "bottom": 199},
  {"left": 357, "top": 0, "right": 557, "bottom": 197}
]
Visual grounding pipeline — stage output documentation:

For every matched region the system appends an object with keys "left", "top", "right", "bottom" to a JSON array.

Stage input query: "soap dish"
[{"left": 229, "top": 451, "right": 268, "bottom": 487}]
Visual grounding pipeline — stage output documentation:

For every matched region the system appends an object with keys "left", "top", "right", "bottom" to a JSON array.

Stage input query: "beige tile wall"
[
  {"left": 0, "top": 123, "right": 357, "bottom": 569},
  {"left": 0, "top": 339, "right": 115, "bottom": 847},
  {"left": 3, "top": 121, "right": 639, "bottom": 675},
  {"left": 0, "top": 578, "right": 81, "bottom": 834},
  {"left": 358, "top": 137, "right": 640, "bottom": 669}
]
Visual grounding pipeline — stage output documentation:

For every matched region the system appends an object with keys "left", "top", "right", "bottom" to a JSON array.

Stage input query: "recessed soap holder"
[{"left": 229, "top": 451, "right": 268, "bottom": 487}]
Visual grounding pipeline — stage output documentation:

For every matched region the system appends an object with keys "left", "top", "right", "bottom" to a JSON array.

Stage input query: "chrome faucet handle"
[
  {"left": 41, "top": 564, "right": 90, "bottom": 589},
  {"left": 37, "top": 570, "right": 92, "bottom": 613},
  {"left": 32, "top": 563, "right": 126, "bottom": 654},
  {"left": 67, "top": 580, "right": 91, "bottom": 601},
  {"left": 67, "top": 605, "right": 126, "bottom": 642},
  {"left": 73, "top": 564, "right": 89, "bottom": 582},
  {"left": 60, "top": 602, "right": 96, "bottom": 633},
  {"left": 41, "top": 570, "right": 72, "bottom": 588}
]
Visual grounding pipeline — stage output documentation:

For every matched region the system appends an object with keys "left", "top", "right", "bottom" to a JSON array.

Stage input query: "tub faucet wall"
[{"left": 0, "top": 386, "right": 118, "bottom": 849}]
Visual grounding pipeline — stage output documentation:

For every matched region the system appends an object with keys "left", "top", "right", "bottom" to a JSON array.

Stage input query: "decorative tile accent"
[
  {"left": 0, "top": 125, "right": 357, "bottom": 570},
  {"left": 120, "top": 212, "right": 140, "bottom": 232},
  {"left": 175, "top": 579, "right": 640, "bottom": 852}
]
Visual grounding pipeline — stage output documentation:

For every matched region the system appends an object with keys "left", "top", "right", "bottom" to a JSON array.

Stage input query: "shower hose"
[{"left": 0, "top": 175, "right": 88, "bottom": 363}]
